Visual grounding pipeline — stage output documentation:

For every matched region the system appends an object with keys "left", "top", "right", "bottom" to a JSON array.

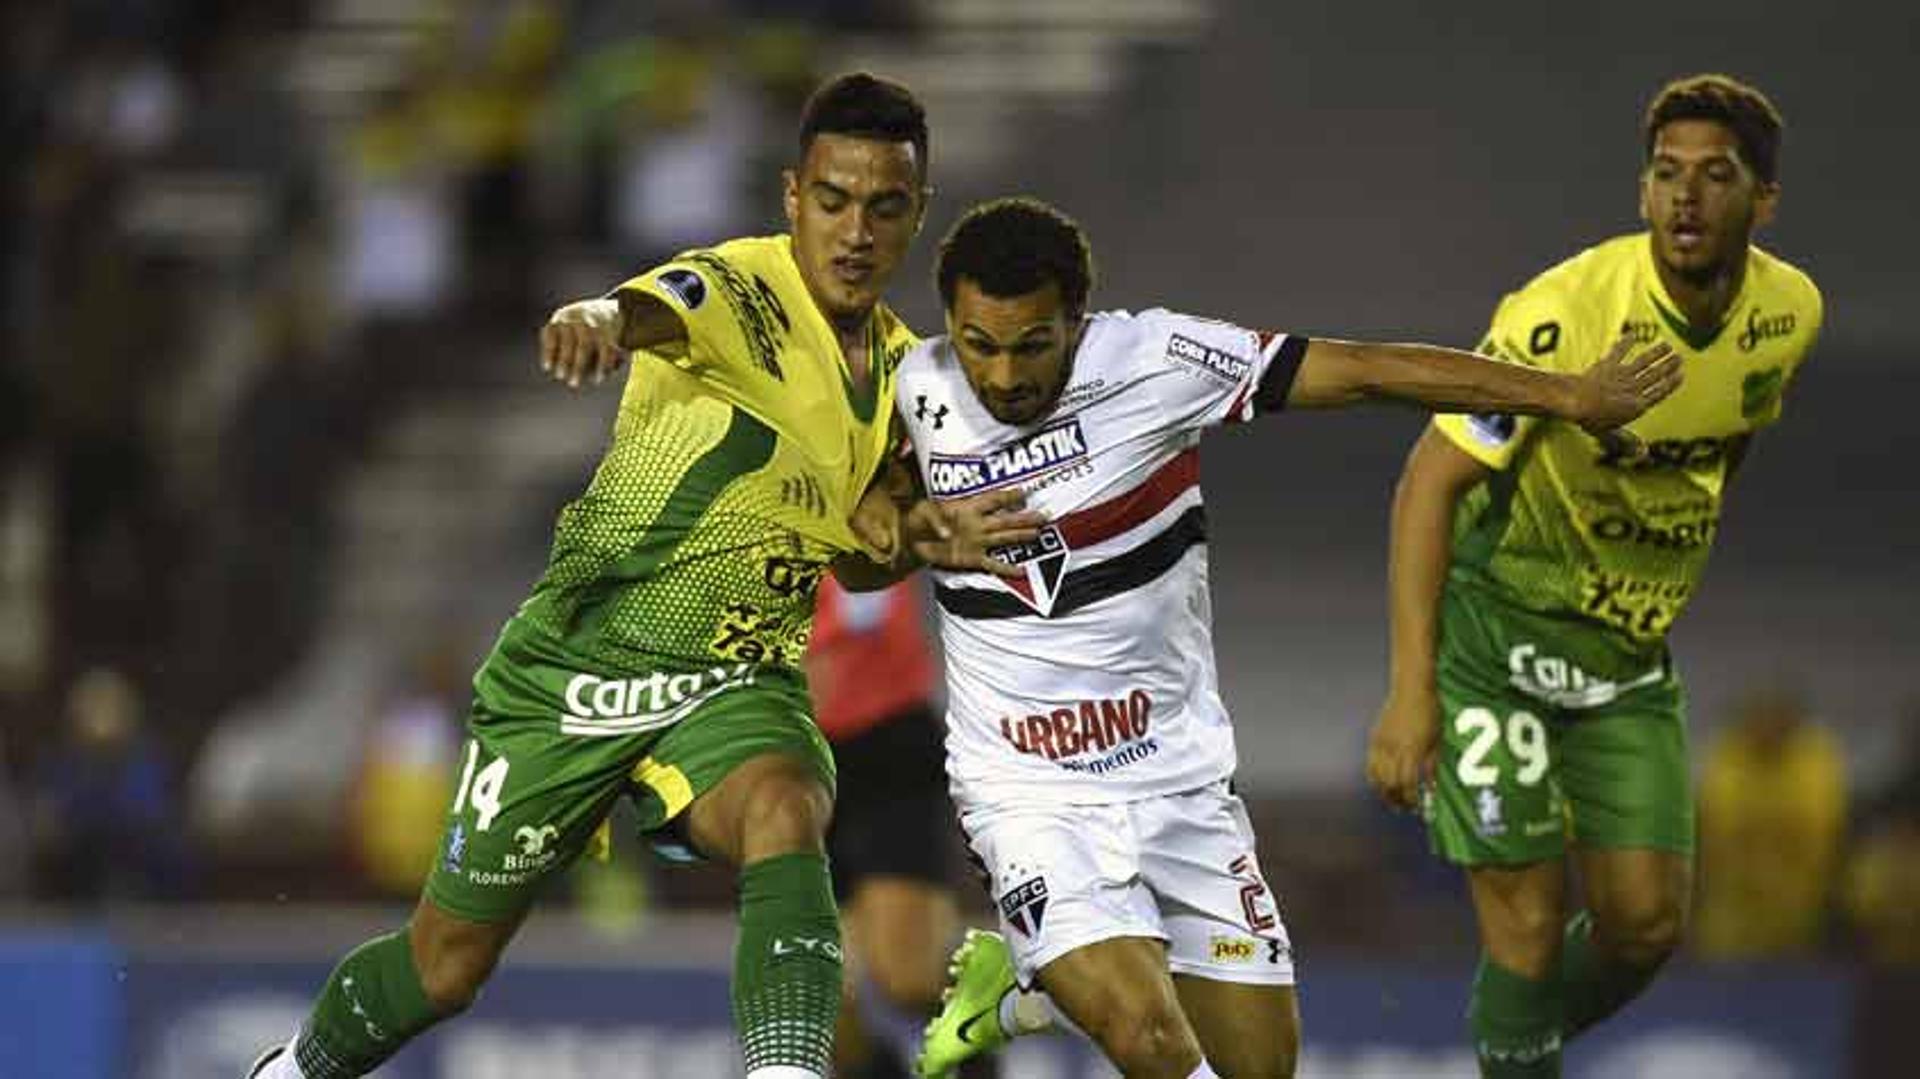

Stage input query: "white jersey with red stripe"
[{"left": 896, "top": 308, "right": 1305, "bottom": 807}]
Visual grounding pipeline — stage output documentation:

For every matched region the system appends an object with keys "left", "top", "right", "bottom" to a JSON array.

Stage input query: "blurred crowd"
[{"left": 4, "top": 0, "right": 1918, "bottom": 980}]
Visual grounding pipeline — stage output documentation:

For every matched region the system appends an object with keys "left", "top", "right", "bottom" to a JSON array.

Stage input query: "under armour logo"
[{"left": 914, "top": 394, "right": 949, "bottom": 429}]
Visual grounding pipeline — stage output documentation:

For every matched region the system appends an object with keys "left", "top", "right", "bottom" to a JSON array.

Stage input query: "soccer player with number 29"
[{"left": 1367, "top": 74, "right": 1823, "bottom": 1077}]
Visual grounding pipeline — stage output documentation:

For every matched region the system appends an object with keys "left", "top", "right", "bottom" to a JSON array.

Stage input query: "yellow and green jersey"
[
  {"left": 1433, "top": 233, "right": 1822, "bottom": 680},
  {"left": 502, "top": 234, "right": 914, "bottom": 676}
]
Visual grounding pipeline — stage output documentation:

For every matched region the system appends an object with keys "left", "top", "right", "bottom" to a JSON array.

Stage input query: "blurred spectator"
[
  {"left": 337, "top": 82, "right": 457, "bottom": 322},
  {"left": 1844, "top": 703, "right": 1920, "bottom": 966},
  {"left": 29, "top": 666, "right": 190, "bottom": 903},
  {"left": 1695, "top": 688, "right": 1847, "bottom": 960},
  {"left": 611, "top": 43, "right": 765, "bottom": 266},
  {"left": 0, "top": 732, "right": 27, "bottom": 899},
  {"left": 444, "top": 0, "right": 561, "bottom": 314},
  {"left": 348, "top": 647, "right": 466, "bottom": 897}
]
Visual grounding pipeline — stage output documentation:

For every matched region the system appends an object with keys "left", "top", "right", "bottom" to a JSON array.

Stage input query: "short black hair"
[
  {"left": 798, "top": 72, "right": 929, "bottom": 177},
  {"left": 1644, "top": 73, "right": 1784, "bottom": 184},
  {"left": 936, "top": 197, "right": 1095, "bottom": 314}
]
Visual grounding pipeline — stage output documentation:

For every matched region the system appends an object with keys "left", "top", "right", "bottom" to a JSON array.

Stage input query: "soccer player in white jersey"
[{"left": 903, "top": 198, "right": 1680, "bottom": 1079}]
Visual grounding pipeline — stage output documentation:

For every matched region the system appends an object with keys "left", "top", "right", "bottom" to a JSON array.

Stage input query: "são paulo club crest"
[
  {"left": 988, "top": 525, "right": 1069, "bottom": 616},
  {"left": 999, "top": 875, "right": 1050, "bottom": 938}
]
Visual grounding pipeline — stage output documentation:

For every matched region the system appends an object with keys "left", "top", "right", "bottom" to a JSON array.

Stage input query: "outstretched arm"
[
  {"left": 1365, "top": 426, "right": 1492, "bottom": 811},
  {"left": 539, "top": 292, "right": 688, "bottom": 388},
  {"left": 1286, "top": 334, "right": 1679, "bottom": 432}
]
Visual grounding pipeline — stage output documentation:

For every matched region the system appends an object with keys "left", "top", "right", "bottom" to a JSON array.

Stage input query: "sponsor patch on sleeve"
[
  {"left": 1164, "top": 333, "right": 1251, "bottom": 384},
  {"left": 655, "top": 267, "right": 707, "bottom": 311},
  {"left": 1465, "top": 412, "right": 1517, "bottom": 447}
]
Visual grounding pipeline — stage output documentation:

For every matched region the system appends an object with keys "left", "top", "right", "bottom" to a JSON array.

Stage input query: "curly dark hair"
[
  {"left": 798, "top": 72, "right": 928, "bottom": 177},
  {"left": 936, "top": 197, "right": 1095, "bottom": 314},
  {"left": 1643, "top": 73, "right": 1783, "bottom": 184}
]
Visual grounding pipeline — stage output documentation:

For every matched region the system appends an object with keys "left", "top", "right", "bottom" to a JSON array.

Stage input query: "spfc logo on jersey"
[
  {"left": 999, "top": 875, "right": 1049, "bottom": 938},
  {"left": 926, "top": 420, "right": 1088, "bottom": 497},
  {"left": 989, "top": 525, "right": 1069, "bottom": 616}
]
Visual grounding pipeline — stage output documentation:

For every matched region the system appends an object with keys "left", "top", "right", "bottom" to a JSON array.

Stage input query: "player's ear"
[
  {"left": 1752, "top": 180, "right": 1780, "bottom": 230},
  {"left": 782, "top": 168, "right": 800, "bottom": 228}
]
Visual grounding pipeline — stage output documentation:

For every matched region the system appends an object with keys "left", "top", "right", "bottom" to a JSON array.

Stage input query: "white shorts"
[{"left": 958, "top": 781, "right": 1295, "bottom": 987}]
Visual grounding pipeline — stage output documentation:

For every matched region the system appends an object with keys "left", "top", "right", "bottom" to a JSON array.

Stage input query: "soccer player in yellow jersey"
[
  {"left": 1366, "top": 75, "right": 1823, "bottom": 1077},
  {"left": 248, "top": 74, "right": 1034, "bottom": 1079}
]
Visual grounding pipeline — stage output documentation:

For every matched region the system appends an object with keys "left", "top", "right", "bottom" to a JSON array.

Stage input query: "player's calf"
[{"left": 248, "top": 925, "right": 458, "bottom": 1079}]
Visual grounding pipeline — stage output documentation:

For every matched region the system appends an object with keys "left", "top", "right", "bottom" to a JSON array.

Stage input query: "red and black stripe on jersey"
[{"left": 935, "top": 449, "right": 1205, "bottom": 620}]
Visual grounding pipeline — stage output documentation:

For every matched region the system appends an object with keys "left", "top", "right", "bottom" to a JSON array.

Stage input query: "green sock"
[
  {"left": 1560, "top": 910, "right": 1662, "bottom": 1039},
  {"left": 1469, "top": 957, "right": 1563, "bottom": 1079},
  {"left": 293, "top": 931, "right": 444, "bottom": 1078},
  {"left": 734, "top": 851, "right": 843, "bottom": 1076}
]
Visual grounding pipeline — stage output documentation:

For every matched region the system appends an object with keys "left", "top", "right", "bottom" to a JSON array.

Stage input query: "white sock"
[
  {"left": 996, "top": 987, "right": 1085, "bottom": 1038},
  {"left": 744, "top": 1068, "right": 823, "bottom": 1079},
  {"left": 255, "top": 1037, "right": 306, "bottom": 1079},
  {"left": 997, "top": 987, "right": 1042, "bottom": 1036},
  {"left": 1186, "top": 1061, "right": 1221, "bottom": 1079}
]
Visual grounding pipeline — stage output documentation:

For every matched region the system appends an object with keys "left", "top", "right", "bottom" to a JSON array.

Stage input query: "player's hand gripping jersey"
[
  {"left": 1432, "top": 234, "right": 1821, "bottom": 690},
  {"left": 898, "top": 310, "right": 1303, "bottom": 806},
  {"left": 487, "top": 235, "right": 915, "bottom": 705}
]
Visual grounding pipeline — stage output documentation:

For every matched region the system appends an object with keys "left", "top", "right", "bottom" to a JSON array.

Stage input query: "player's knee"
[
  {"left": 1597, "top": 895, "right": 1687, "bottom": 967},
  {"left": 1481, "top": 891, "right": 1563, "bottom": 974},
  {"left": 1083, "top": 996, "right": 1198, "bottom": 1076},
  {"left": 735, "top": 765, "right": 833, "bottom": 859}
]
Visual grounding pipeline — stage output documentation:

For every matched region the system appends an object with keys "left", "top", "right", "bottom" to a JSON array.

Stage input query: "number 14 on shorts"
[{"left": 452, "top": 739, "right": 511, "bottom": 832}]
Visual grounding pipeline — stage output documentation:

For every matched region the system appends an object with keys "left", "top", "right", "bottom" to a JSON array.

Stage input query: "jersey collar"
[
  {"left": 1639, "top": 232, "right": 1751, "bottom": 352},
  {"left": 775, "top": 234, "right": 891, "bottom": 422}
]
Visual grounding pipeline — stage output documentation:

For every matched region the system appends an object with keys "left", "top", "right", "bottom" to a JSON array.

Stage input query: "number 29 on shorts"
[{"left": 1453, "top": 707, "right": 1549, "bottom": 788}]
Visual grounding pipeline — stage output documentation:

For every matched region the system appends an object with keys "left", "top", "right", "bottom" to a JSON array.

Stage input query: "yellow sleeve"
[
  {"left": 611, "top": 251, "right": 768, "bottom": 375},
  {"left": 1432, "top": 283, "right": 1588, "bottom": 469},
  {"left": 1748, "top": 276, "right": 1823, "bottom": 429}
]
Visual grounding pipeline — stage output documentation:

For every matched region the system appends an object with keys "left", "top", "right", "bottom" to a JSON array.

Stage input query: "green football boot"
[{"left": 917, "top": 928, "right": 1017, "bottom": 1079}]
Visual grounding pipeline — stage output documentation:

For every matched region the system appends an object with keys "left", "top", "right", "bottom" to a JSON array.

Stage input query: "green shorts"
[
  {"left": 1424, "top": 584, "right": 1694, "bottom": 866},
  {"left": 422, "top": 627, "right": 832, "bottom": 923}
]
